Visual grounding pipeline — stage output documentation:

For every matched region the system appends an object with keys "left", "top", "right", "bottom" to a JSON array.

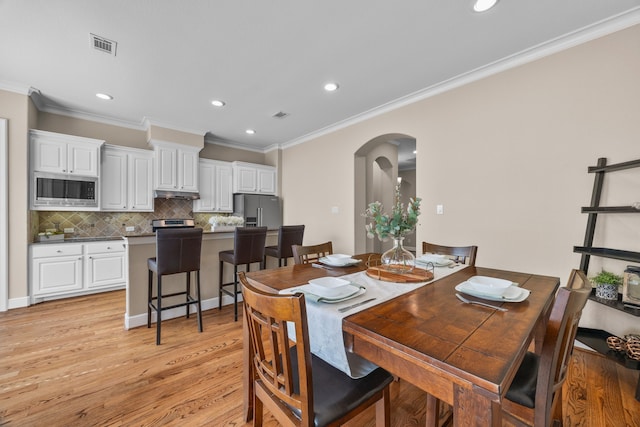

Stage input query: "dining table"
[{"left": 242, "top": 254, "right": 560, "bottom": 427}]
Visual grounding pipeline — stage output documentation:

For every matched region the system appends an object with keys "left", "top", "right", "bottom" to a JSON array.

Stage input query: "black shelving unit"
[
  {"left": 574, "top": 157, "right": 640, "bottom": 273},
  {"left": 573, "top": 158, "right": 640, "bottom": 401}
]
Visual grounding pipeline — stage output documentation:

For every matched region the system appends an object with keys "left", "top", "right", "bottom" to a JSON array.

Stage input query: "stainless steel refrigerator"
[{"left": 233, "top": 194, "right": 282, "bottom": 229}]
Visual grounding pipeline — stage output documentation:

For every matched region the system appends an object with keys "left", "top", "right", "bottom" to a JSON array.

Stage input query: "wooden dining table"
[{"left": 242, "top": 254, "right": 559, "bottom": 426}]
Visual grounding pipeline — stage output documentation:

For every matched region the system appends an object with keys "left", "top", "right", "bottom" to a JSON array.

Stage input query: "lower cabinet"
[{"left": 30, "top": 240, "right": 128, "bottom": 300}]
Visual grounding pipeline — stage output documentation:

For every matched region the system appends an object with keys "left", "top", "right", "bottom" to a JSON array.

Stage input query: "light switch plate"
[
  {"left": 125, "top": 226, "right": 135, "bottom": 232},
  {"left": 64, "top": 228, "right": 74, "bottom": 233}
]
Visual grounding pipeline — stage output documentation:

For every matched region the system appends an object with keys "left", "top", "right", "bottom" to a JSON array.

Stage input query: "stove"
[{"left": 151, "top": 218, "right": 196, "bottom": 232}]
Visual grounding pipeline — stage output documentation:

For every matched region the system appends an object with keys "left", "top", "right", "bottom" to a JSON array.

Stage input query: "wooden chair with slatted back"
[
  {"left": 291, "top": 241, "right": 333, "bottom": 265},
  {"left": 501, "top": 269, "right": 591, "bottom": 427},
  {"left": 421, "top": 241, "right": 478, "bottom": 266},
  {"left": 239, "top": 272, "right": 393, "bottom": 427}
]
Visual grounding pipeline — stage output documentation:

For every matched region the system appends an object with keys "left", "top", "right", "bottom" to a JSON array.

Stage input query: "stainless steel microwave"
[{"left": 32, "top": 172, "right": 99, "bottom": 209}]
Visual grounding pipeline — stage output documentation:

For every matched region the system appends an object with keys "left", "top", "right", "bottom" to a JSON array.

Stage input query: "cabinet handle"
[
  {"left": 79, "top": 257, "right": 82, "bottom": 260},
  {"left": 107, "top": 247, "right": 111, "bottom": 249},
  {"left": 56, "top": 250, "right": 62, "bottom": 253}
]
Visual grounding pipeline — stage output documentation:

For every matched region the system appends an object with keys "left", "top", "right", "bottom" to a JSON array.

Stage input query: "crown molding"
[
  {"left": 204, "top": 135, "right": 280, "bottom": 154},
  {"left": 280, "top": 8, "right": 640, "bottom": 150}
]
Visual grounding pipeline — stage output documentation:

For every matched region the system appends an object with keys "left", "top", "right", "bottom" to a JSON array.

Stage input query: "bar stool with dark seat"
[
  {"left": 219, "top": 226, "right": 267, "bottom": 321},
  {"left": 147, "top": 227, "right": 203, "bottom": 345},
  {"left": 263, "top": 224, "right": 305, "bottom": 267}
]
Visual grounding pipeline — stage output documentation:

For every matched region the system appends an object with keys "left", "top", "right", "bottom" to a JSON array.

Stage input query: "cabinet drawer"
[
  {"left": 85, "top": 241, "right": 127, "bottom": 254},
  {"left": 32, "top": 244, "right": 83, "bottom": 258}
]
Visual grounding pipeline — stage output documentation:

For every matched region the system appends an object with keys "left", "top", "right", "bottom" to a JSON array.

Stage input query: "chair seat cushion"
[
  {"left": 218, "top": 250, "right": 236, "bottom": 264},
  {"left": 288, "top": 345, "right": 393, "bottom": 427},
  {"left": 505, "top": 351, "right": 539, "bottom": 409}
]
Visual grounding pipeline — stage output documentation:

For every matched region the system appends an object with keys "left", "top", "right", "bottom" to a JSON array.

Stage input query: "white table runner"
[{"left": 280, "top": 263, "right": 467, "bottom": 378}]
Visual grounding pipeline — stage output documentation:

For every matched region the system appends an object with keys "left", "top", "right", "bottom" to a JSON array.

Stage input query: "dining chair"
[
  {"left": 239, "top": 272, "right": 393, "bottom": 427},
  {"left": 291, "top": 241, "right": 333, "bottom": 265},
  {"left": 219, "top": 226, "right": 268, "bottom": 321},
  {"left": 264, "top": 225, "right": 305, "bottom": 267},
  {"left": 421, "top": 241, "right": 478, "bottom": 266},
  {"left": 147, "top": 227, "right": 203, "bottom": 345},
  {"left": 427, "top": 269, "right": 591, "bottom": 427}
]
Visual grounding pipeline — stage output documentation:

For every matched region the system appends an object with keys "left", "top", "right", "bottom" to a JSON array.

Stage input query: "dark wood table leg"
[{"left": 452, "top": 385, "right": 501, "bottom": 427}]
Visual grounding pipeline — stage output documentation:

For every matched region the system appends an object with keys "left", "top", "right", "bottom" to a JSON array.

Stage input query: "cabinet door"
[
  {"left": 129, "top": 152, "right": 154, "bottom": 211},
  {"left": 179, "top": 149, "right": 199, "bottom": 192},
  {"left": 67, "top": 142, "right": 99, "bottom": 176},
  {"left": 101, "top": 149, "right": 128, "bottom": 210},
  {"left": 216, "top": 163, "right": 233, "bottom": 212},
  {"left": 155, "top": 146, "right": 178, "bottom": 190},
  {"left": 32, "top": 138, "right": 67, "bottom": 173},
  {"left": 234, "top": 165, "right": 258, "bottom": 193},
  {"left": 32, "top": 255, "right": 83, "bottom": 295},
  {"left": 86, "top": 252, "right": 126, "bottom": 289},
  {"left": 257, "top": 167, "right": 276, "bottom": 194},
  {"left": 193, "top": 161, "right": 215, "bottom": 212}
]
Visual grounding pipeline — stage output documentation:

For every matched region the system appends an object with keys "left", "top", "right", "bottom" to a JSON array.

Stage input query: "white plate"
[
  {"left": 282, "top": 283, "right": 366, "bottom": 303},
  {"left": 415, "top": 255, "right": 453, "bottom": 267},
  {"left": 319, "top": 256, "right": 362, "bottom": 267},
  {"left": 308, "top": 277, "right": 352, "bottom": 297},
  {"left": 324, "top": 253, "right": 352, "bottom": 263},
  {"left": 466, "top": 276, "right": 513, "bottom": 296},
  {"left": 455, "top": 282, "right": 530, "bottom": 302}
]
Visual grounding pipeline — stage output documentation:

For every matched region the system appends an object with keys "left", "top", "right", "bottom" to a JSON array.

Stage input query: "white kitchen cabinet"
[
  {"left": 31, "top": 243, "right": 84, "bottom": 296},
  {"left": 150, "top": 141, "right": 200, "bottom": 192},
  {"left": 30, "top": 239, "right": 128, "bottom": 300},
  {"left": 30, "top": 129, "right": 103, "bottom": 177},
  {"left": 101, "top": 145, "right": 153, "bottom": 211},
  {"left": 232, "top": 161, "right": 276, "bottom": 195},
  {"left": 194, "top": 159, "right": 233, "bottom": 212},
  {"left": 85, "top": 241, "right": 128, "bottom": 289}
]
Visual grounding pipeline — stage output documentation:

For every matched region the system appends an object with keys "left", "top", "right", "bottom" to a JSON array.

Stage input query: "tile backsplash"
[{"left": 33, "top": 199, "right": 227, "bottom": 240}]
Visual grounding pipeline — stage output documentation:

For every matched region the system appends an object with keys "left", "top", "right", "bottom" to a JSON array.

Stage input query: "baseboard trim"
[{"left": 124, "top": 294, "right": 244, "bottom": 330}]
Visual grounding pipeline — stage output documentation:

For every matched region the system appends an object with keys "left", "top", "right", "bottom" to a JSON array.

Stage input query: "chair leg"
[
  {"left": 234, "top": 265, "right": 239, "bottom": 321},
  {"left": 196, "top": 270, "right": 203, "bottom": 333},
  {"left": 156, "top": 275, "right": 162, "bottom": 345},
  {"left": 425, "top": 394, "right": 440, "bottom": 427},
  {"left": 147, "top": 269, "right": 153, "bottom": 328},
  {"left": 219, "top": 260, "right": 224, "bottom": 310},
  {"left": 186, "top": 271, "right": 191, "bottom": 319},
  {"left": 375, "top": 386, "right": 390, "bottom": 427}
]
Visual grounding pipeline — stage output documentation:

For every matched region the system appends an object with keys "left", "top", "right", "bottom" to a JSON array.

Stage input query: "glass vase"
[{"left": 381, "top": 236, "right": 415, "bottom": 273}]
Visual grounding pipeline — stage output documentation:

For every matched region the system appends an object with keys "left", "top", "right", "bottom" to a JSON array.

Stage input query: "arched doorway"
[{"left": 354, "top": 134, "right": 416, "bottom": 255}]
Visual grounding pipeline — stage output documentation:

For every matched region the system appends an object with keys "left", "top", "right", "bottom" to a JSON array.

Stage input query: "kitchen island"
[{"left": 125, "top": 229, "right": 277, "bottom": 329}]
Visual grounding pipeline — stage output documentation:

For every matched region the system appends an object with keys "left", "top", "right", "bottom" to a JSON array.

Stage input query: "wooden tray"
[{"left": 366, "top": 266, "right": 434, "bottom": 283}]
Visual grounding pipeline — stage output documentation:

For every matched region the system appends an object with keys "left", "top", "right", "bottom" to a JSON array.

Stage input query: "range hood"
[{"left": 154, "top": 190, "right": 200, "bottom": 200}]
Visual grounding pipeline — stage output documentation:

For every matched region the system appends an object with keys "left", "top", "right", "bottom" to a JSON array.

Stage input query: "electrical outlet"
[
  {"left": 436, "top": 204, "right": 444, "bottom": 215},
  {"left": 64, "top": 228, "right": 74, "bottom": 233},
  {"left": 125, "top": 226, "right": 135, "bottom": 232}
]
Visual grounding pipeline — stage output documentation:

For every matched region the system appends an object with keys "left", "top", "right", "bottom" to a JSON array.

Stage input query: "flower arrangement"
[
  {"left": 363, "top": 182, "right": 421, "bottom": 241},
  {"left": 208, "top": 215, "right": 244, "bottom": 227}
]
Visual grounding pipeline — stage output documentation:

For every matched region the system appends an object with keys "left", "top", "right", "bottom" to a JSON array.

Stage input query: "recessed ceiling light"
[
  {"left": 211, "top": 99, "right": 225, "bottom": 107},
  {"left": 96, "top": 93, "right": 113, "bottom": 100},
  {"left": 245, "top": 129, "right": 256, "bottom": 135},
  {"left": 324, "top": 82, "right": 339, "bottom": 92},
  {"left": 473, "top": 0, "right": 498, "bottom": 12}
]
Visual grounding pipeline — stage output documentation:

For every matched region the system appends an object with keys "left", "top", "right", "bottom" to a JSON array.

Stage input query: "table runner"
[{"left": 280, "top": 263, "right": 467, "bottom": 378}]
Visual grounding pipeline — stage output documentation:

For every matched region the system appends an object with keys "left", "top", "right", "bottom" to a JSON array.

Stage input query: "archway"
[{"left": 354, "top": 133, "right": 416, "bottom": 255}]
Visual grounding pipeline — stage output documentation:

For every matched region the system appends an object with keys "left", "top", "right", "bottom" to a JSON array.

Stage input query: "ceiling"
[{"left": 1, "top": 1, "right": 639, "bottom": 152}]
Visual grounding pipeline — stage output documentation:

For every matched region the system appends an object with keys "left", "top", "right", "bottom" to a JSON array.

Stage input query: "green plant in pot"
[{"left": 591, "top": 270, "right": 623, "bottom": 301}]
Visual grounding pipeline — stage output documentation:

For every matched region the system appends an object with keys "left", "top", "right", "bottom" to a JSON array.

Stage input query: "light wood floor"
[{"left": 1, "top": 290, "right": 638, "bottom": 426}]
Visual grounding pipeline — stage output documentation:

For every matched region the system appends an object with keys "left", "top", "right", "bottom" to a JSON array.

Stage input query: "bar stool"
[
  {"left": 264, "top": 224, "right": 305, "bottom": 267},
  {"left": 219, "top": 226, "right": 267, "bottom": 321},
  {"left": 147, "top": 227, "right": 203, "bottom": 345}
]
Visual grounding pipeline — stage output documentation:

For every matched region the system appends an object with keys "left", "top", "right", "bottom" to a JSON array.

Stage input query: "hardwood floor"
[{"left": 1, "top": 290, "right": 638, "bottom": 426}]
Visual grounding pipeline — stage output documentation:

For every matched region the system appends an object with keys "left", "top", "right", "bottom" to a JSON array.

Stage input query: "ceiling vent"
[
  {"left": 90, "top": 33, "right": 117, "bottom": 56},
  {"left": 272, "top": 111, "right": 289, "bottom": 119}
]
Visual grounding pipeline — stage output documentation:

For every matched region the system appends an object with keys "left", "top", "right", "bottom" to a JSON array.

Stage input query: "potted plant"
[{"left": 591, "top": 270, "right": 623, "bottom": 301}]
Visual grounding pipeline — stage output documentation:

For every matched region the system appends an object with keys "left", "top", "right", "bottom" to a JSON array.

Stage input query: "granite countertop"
[{"left": 32, "top": 236, "right": 126, "bottom": 244}]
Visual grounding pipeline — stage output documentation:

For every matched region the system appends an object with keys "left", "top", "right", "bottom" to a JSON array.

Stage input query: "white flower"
[{"left": 208, "top": 215, "right": 244, "bottom": 226}]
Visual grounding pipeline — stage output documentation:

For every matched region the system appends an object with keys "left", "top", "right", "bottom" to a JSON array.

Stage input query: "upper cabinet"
[
  {"left": 101, "top": 145, "right": 154, "bottom": 212},
  {"left": 232, "top": 161, "right": 276, "bottom": 195},
  {"left": 193, "top": 159, "right": 233, "bottom": 212},
  {"left": 30, "top": 130, "right": 103, "bottom": 177},
  {"left": 150, "top": 140, "right": 200, "bottom": 192}
]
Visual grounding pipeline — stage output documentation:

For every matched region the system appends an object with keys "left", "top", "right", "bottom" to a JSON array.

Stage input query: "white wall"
[{"left": 282, "top": 24, "right": 640, "bottom": 336}]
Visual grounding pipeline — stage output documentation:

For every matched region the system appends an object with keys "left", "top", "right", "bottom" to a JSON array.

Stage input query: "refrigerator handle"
[{"left": 258, "top": 207, "right": 262, "bottom": 226}]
